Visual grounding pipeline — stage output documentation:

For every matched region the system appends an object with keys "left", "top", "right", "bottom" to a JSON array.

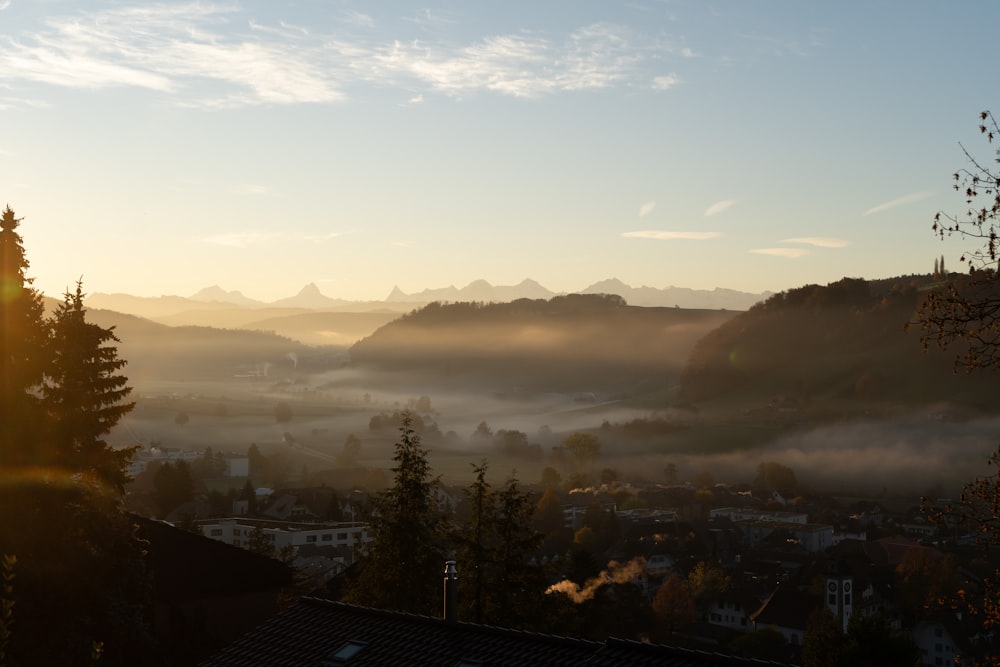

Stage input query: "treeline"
[{"left": 677, "top": 275, "right": 1000, "bottom": 410}]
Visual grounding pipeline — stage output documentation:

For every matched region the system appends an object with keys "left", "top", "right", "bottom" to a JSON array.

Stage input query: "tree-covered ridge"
[
  {"left": 349, "top": 294, "right": 735, "bottom": 393},
  {"left": 678, "top": 275, "right": 997, "bottom": 411}
]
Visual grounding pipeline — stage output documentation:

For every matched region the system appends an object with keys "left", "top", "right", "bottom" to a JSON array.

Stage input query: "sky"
[{"left": 0, "top": 0, "right": 996, "bottom": 303}]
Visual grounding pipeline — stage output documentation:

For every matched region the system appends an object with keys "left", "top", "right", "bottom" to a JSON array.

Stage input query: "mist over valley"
[{"left": 89, "top": 275, "right": 1000, "bottom": 497}]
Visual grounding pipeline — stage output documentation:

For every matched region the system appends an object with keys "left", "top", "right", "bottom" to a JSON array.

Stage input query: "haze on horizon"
[{"left": 0, "top": 1, "right": 993, "bottom": 302}]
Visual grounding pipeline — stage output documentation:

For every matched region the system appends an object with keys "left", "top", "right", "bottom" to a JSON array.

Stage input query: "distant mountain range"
[{"left": 89, "top": 278, "right": 771, "bottom": 319}]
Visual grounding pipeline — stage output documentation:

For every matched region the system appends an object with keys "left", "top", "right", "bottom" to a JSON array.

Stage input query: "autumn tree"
[
  {"left": 802, "top": 607, "right": 843, "bottom": 667},
  {"left": 651, "top": 572, "right": 695, "bottom": 639},
  {"left": 345, "top": 412, "right": 445, "bottom": 615},
  {"left": 910, "top": 113, "right": 1000, "bottom": 666},
  {"left": 914, "top": 110, "right": 1000, "bottom": 371},
  {"left": 562, "top": 432, "right": 601, "bottom": 466},
  {"left": 686, "top": 561, "right": 731, "bottom": 616}
]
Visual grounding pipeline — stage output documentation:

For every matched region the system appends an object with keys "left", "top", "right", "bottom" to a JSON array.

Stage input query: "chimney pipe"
[{"left": 443, "top": 560, "right": 458, "bottom": 622}]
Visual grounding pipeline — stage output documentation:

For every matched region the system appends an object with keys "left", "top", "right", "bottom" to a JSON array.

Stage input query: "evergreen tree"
[
  {"left": 43, "top": 281, "right": 135, "bottom": 491},
  {"left": 0, "top": 206, "right": 47, "bottom": 467},
  {"left": 451, "top": 465, "right": 546, "bottom": 627},
  {"left": 490, "top": 474, "right": 546, "bottom": 628},
  {"left": 345, "top": 412, "right": 444, "bottom": 615},
  {"left": 454, "top": 461, "right": 491, "bottom": 623},
  {"left": 0, "top": 208, "right": 153, "bottom": 665}
]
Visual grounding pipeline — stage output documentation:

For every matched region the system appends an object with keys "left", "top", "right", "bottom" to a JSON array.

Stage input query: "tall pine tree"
[
  {"left": 43, "top": 281, "right": 136, "bottom": 491},
  {"left": 0, "top": 207, "right": 153, "bottom": 665},
  {"left": 0, "top": 206, "right": 47, "bottom": 467},
  {"left": 346, "top": 412, "right": 445, "bottom": 615}
]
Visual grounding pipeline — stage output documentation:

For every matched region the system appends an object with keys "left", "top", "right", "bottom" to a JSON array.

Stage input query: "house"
[
  {"left": 133, "top": 516, "right": 293, "bottom": 666},
  {"left": 912, "top": 611, "right": 998, "bottom": 667},
  {"left": 198, "top": 517, "right": 372, "bottom": 556},
  {"left": 202, "top": 596, "right": 798, "bottom": 666},
  {"left": 749, "top": 585, "right": 823, "bottom": 649}
]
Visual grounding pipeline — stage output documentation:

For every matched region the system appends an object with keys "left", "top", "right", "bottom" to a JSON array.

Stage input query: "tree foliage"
[
  {"left": 452, "top": 463, "right": 546, "bottom": 627},
  {"left": 562, "top": 432, "right": 601, "bottom": 466},
  {"left": 914, "top": 110, "right": 1000, "bottom": 371},
  {"left": 345, "top": 412, "right": 445, "bottom": 615},
  {"left": 651, "top": 572, "right": 695, "bottom": 638},
  {"left": 0, "top": 206, "right": 151, "bottom": 665},
  {"left": 43, "top": 281, "right": 136, "bottom": 491}
]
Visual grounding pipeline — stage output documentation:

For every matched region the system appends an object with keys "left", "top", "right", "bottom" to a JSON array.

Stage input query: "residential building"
[{"left": 199, "top": 517, "right": 372, "bottom": 554}]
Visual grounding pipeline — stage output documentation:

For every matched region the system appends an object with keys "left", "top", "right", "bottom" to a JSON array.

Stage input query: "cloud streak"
[
  {"left": 863, "top": 191, "right": 933, "bottom": 216},
  {"left": 0, "top": 6, "right": 677, "bottom": 106},
  {"left": 750, "top": 247, "right": 810, "bottom": 258},
  {"left": 638, "top": 201, "right": 656, "bottom": 217},
  {"left": 781, "top": 237, "right": 848, "bottom": 248},
  {"left": 623, "top": 230, "right": 720, "bottom": 240},
  {"left": 198, "top": 230, "right": 344, "bottom": 248},
  {"left": 704, "top": 200, "right": 736, "bottom": 217}
]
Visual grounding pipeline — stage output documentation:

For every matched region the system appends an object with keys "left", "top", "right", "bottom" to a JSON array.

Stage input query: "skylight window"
[{"left": 320, "top": 640, "right": 367, "bottom": 665}]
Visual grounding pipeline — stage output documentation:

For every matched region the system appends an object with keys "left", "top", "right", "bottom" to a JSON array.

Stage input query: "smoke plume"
[{"left": 545, "top": 557, "right": 647, "bottom": 604}]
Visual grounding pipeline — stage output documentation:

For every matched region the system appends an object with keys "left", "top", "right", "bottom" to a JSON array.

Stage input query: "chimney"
[{"left": 443, "top": 561, "right": 458, "bottom": 622}]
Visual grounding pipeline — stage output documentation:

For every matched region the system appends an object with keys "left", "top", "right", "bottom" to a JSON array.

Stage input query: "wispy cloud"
[
  {"left": 0, "top": 7, "right": 673, "bottom": 106},
  {"left": 704, "top": 200, "right": 736, "bottom": 217},
  {"left": 651, "top": 73, "right": 681, "bottom": 91},
  {"left": 198, "top": 229, "right": 345, "bottom": 248},
  {"left": 0, "top": 1, "right": 11, "bottom": 11},
  {"left": 863, "top": 191, "right": 933, "bottom": 216},
  {"left": 781, "top": 237, "right": 848, "bottom": 248},
  {"left": 0, "top": 4, "right": 344, "bottom": 105},
  {"left": 623, "top": 230, "right": 721, "bottom": 240},
  {"left": 198, "top": 232, "right": 279, "bottom": 248},
  {"left": 343, "top": 11, "right": 375, "bottom": 28},
  {"left": 750, "top": 247, "right": 810, "bottom": 258},
  {"left": 638, "top": 201, "right": 656, "bottom": 217},
  {"left": 232, "top": 183, "right": 272, "bottom": 196}
]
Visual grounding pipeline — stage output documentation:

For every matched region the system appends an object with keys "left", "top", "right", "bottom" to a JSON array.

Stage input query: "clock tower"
[{"left": 825, "top": 562, "right": 854, "bottom": 632}]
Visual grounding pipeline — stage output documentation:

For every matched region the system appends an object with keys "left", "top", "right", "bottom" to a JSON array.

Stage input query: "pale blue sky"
[{"left": 0, "top": 1, "right": 994, "bottom": 301}]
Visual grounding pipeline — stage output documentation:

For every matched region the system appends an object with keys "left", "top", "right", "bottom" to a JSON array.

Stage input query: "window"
[
  {"left": 210, "top": 528, "right": 223, "bottom": 536},
  {"left": 233, "top": 529, "right": 240, "bottom": 536},
  {"left": 320, "top": 640, "right": 367, "bottom": 666},
  {"left": 306, "top": 535, "right": 317, "bottom": 543},
  {"left": 338, "top": 532, "right": 348, "bottom": 540},
  {"left": 828, "top": 594, "right": 836, "bottom": 605},
  {"left": 322, "top": 534, "right": 333, "bottom": 541},
  {"left": 844, "top": 594, "right": 851, "bottom": 606}
]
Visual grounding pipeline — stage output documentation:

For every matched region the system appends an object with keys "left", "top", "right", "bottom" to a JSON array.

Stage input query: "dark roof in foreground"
[{"left": 202, "top": 597, "right": 796, "bottom": 667}]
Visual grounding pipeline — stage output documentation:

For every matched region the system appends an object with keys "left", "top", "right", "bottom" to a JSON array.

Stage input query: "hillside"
[
  {"left": 677, "top": 276, "right": 1000, "bottom": 417},
  {"left": 83, "top": 308, "right": 344, "bottom": 385},
  {"left": 349, "top": 294, "right": 737, "bottom": 396}
]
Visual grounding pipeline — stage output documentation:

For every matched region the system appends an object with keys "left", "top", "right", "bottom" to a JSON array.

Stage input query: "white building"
[
  {"left": 200, "top": 518, "right": 373, "bottom": 554},
  {"left": 710, "top": 507, "right": 808, "bottom": 524}
]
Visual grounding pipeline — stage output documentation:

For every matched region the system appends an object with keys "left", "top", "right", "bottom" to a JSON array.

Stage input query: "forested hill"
[
  {"left": 677, "top": 276, "right": 1000, "bottom": 414},
  {"left": 348, "top": 294, "right": 737, "bottom": 395}
]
